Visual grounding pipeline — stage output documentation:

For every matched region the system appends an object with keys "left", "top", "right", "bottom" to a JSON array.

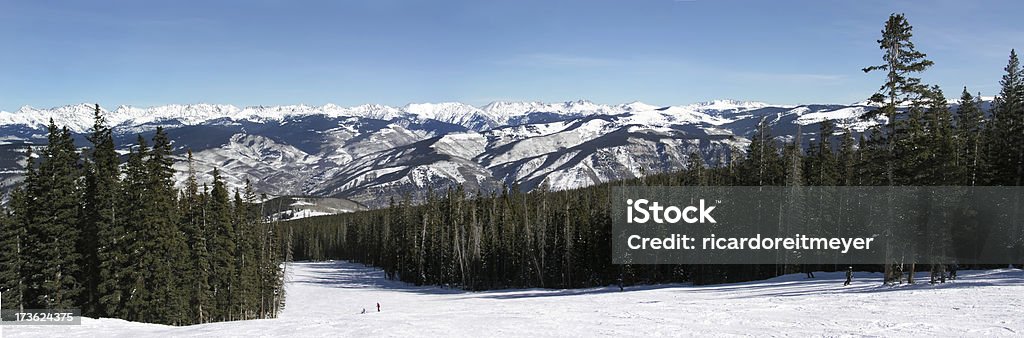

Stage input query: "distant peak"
[
  {"left": 690, "top": 99, "right": 770, "bottom": 110},
  {"left": 620, "top": 101, "right": 661, "bottom": 111}
]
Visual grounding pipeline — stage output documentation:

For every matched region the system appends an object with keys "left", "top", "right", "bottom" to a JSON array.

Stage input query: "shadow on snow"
[{"left": 289, "top": 260, "right": 1024, "bottom": 300}]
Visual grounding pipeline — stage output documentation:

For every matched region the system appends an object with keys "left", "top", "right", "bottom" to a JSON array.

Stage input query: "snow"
[
  {"left": 487, "top": 119, "right": 609, "bottom": 167},
  {"left": 329, "top": 166, "right": 408, "bottom": 192},
  {"left": 686, "top": 99, "right": 777, "bottom": 111},
  {"left": 284, "top": 209, "right": 334, "bottom": 220},
  {"left": 625, "top": 107, "right": 734, "bottom": 126},
  {"left": 0, "top": 98, "right": 993, "bottom": 136},
  {"left": 0, "top": 99, "right": 679, "bottom": 134},
  {"left": 0, "top": 100, "right": 603, "bottom": 134},
  {"left": 405, "top": 102, "right": 489, "bottom": 129},
  {"left": 795, "top": 107, "right": 864, "bottom": 124},
  {"left": 618, "top": 101, "right": 662, "bottom": 112},
  {"left": 487, "top": 120, "right": 579, "bottom": 148},
  {"left": 478, "top": 101, "right": 547, "bottom": 121},
  {"left": 0, "top": 102, "right": 407, "bottom": 133},
  {"left": 0, "top": 98, "right": 996, "bottom": 205},
  {"left": 406, "top": 161, "right": 469, "bottom": 187},
  {"left": 431, "top": 132, "right": 487, "bottom": 160},
  {"left": 6, "top": 262, "right": 1024, "bottom": 337},
  {"left": 289, "top": 200, "right": 316, "bottom": 207},
  {"left": 513, "top": 150, "right": 582, "bottom": 182},
  {"left": 794, "top": 106, "right": 888, "bottom": 132},
  {"left": 543, "top": 155, "right": 599, "bottom": 189},
  {"left": 171, "top": 133, "right": 319, "bottom": 196},
  {"left": 479, "top": 99, "right": 651, "bottom": 127}
]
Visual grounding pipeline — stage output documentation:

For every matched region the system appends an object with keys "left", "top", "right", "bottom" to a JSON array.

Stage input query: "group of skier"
[
  {"left": 805, "top": 264, "right": 961, "bottom": 287},
  {"left": 803, "top": 265, "right": 855, "bottom": 286},
  {"left": 929, "top": 263, "right": 959, "bottom": 284},
  {"left": 842, "top": 263, "right": 961, "bottom": 286}
]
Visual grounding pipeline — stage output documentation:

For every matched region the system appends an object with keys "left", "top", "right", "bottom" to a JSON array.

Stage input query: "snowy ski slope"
[{"left": 5, "top": 261, "right": 1023, "bottom": 337}]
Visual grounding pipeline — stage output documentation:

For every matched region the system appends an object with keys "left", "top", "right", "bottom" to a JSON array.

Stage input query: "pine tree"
[
  {"left": 122, "top": 136, "right": 150, "bottom": 321},
  {"left": 5, "top": 117, "right": 281, "bottom": 324},
  {"left": 808, "top": 121, "right": 838, "bottom": 186},
  {"left": 257, "top": 192, "right": 283, "bottom": 318},
  {"left": 894, "top": 101, "right": 930, "bottom": 184},
  {"left": 955, "top": 88, "right": 986, "bottom": 186},
  {"left": 862, "top": 13, "right": 934, "bottom": 186},
  {"left": 233, "top": 182, "right": 262, "bottom": 320},
  {"left": 923, "top": 86, "right": 957, "bottom": 185},
  {"left": 207, "top": 168, "right": 237, "bottom": 321},
  {"left": 22, "top": 121, "right": 83, "bottom": 309},
  {"left": 0, "top": 195, "right": 23, "bottom": 310},
  {"left": 989, "top": 50, "right": 1024, "bottom": 185},
  {"left": 684, "top": 152, "right": 707, "bottom": 186},
  {"left": 743, "top": 118, "right": 783, "bottom": 186},
  {"left": 781, "top": 130, "right": 806, "bottom": 277},
  {"left": 143, "top": 127, "right": 189, "bottom": 324},
  {"left": 83, "top": 104, "right": 122, "bottom": 317},
  {"left": 7, "top": 148, "right": 36, "bottom": 312},
  {"left": 783, "top": 131, "right": 804, "bottom": 187},
  {"left": 836, "top": 128, "right": 858, "bottom": 186},
  {"left": 180, "top": 150, "right": 213, "bottom": 323}
]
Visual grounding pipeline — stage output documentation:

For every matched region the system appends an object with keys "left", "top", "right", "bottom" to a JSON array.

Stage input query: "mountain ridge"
[
  {"left": 0, "top": 99, "right": 779, "bottom": 133},
  {"left": 0, "top": 98, "right": 991, "bottom": 210}
]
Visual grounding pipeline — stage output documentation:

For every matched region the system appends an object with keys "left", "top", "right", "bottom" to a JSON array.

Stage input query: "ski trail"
[{"left": 6, "top": 262, "right": 1024, "bottom": 337}]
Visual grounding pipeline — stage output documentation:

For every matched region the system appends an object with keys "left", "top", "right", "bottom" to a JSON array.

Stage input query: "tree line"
[
  {"left": 0, "top": 105, "right": 286, "bottom": 325},
  {"left": 283, "top": 13, "right": 1024, "bottom": 288}
]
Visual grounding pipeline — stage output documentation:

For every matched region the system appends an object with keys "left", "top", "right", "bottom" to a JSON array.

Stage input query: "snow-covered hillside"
[
  {"left": 0, "top": 98, "right": 978, "bottom": 207},
  {"left": 6, "top": 261, "right": 1022, "bottom": 337}
]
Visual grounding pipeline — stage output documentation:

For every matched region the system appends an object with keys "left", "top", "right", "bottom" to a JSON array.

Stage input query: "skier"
[
  {"left": 804, "top": 264, "right": 814, "bottom": 278},
  {"left": 950, "top": 263, "right": 958, "bottom": 280},
  {"left": 377, "top": 302, "right": 380, "bottom": 312},
  {"left": 361, "top": 308, "right": 366, "bottom": 314},
  {"left": 843, "top": 266, "right": 853, "bottom": 286},
  {"left": 617, "top": 277, "right": 624, "bottom": 292},
  {"left": 894, "top": 264, "right": 904, "bottom": 284}
]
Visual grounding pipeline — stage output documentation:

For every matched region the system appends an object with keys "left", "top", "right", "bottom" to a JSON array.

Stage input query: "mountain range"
[{"left": 0, "top": 98, "right": 986, "bottom": 214}]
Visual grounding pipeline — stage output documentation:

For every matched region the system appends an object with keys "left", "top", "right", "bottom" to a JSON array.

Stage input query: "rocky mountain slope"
[{"left": 1, "top": 99, "right": 957, "bottom": 208}]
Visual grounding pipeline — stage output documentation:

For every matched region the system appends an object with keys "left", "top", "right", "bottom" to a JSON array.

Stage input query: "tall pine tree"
[
  {"left": 954, "top": 88, "right": 986, "bottom": 186},
  {"left": 180, "top": 150, "right": 213, "bottom": 323},
  {"left": 207, "top": 168, "right": 237, "bottom": 321},
  {"left": 862, "top": 13, "right": 934, "bottom": 186},
  {"left": 989, "top": 50, "right": 1024, "bottom": 185},
  {"left": 0, "top": 193, "right": 23, "bottom": 310},
  {"left": 22, "top": 120, "right": 83, "bottom": 309},
  {"left": 122, "top": 135, "right": 150, "bottom": 321},
  {"left": 82, "top": 104, "right": 122, "bottom": 317},
  {"left": 142, "top": 127, "right": 190, "bottom": 324}
]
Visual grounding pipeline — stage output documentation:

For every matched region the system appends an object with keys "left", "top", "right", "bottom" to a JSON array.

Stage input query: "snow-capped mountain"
[
  {"left": 0, "top": 99, "right": 961, "bottom": 208},
  {"left": 0, "top": 99, "right": 664, "bottom": 135}
]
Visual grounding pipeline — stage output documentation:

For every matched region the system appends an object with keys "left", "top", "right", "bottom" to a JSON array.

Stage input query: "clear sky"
[{"left": 2, "top": 0, "right": 1022, "bottom": 111}]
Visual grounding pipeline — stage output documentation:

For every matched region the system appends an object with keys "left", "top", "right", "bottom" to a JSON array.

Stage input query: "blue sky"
[{"left": 2, "top": 0, "right": 1022, "bottom": 111}]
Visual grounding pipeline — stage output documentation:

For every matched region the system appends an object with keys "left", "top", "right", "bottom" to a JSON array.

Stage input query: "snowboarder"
[
  {"left": 377, "top": 302, "right": 380, "bottom": 312},
  {"left": 843, "top": 266, "right": 853, "bottom": 286}
]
